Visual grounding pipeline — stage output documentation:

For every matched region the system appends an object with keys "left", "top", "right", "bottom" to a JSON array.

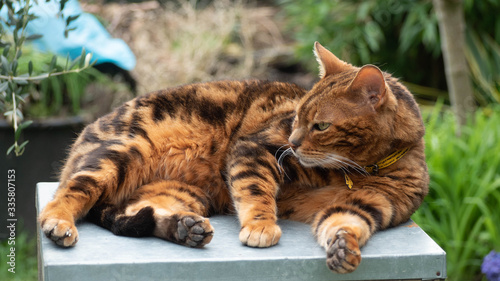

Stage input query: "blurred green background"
[{"left": 1, "top": 0, "right": 499, "bottom": 280}]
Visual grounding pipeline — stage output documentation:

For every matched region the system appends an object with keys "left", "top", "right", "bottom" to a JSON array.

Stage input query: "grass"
[
  {"left": 0, "top": 224, "right": 37, "bottom": 281},
  {"left": 413, "top": 103, "right": 500, "bottom": 281}
]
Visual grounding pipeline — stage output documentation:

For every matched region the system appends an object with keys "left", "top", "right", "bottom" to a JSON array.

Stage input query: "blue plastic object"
[{"left": 23, "top": 0, "right": 136, "bottom": 71}]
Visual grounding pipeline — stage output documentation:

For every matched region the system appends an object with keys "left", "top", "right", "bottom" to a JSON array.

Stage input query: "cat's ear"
[
  {"left": 313, "top": 42, "right": 349, "bottom": 78},
  {"left": 349, "top": 65, "right": 387, "bottom": 109}
]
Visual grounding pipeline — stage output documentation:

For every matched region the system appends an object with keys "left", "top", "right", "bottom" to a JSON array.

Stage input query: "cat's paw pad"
[
  {"left": 239, "top": 221, "right": 281, "bottom": 248},
  {"left": 41, "top": 218, "right": 79, "bottom": 247},
  {"left": 326, "top": 229, "right": 361, "bottom": 273},
  {"left": 176, "top": 215, "right": 214, "bottom": 248}
]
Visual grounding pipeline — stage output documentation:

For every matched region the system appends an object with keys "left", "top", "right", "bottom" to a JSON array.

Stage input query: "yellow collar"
[{"left": 344, "top": 147, "right": 410, "bottom": 189}]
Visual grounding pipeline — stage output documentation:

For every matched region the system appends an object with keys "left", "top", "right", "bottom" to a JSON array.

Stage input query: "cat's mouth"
[
  {"left": 291, "top": 149, "right": 328, "bottom": 168},
  {"left": 296, "top": 154, "right": 330, "bottom": 168},
  {"left": 297, "top": 158, "right": 322, "bottom": 168}
]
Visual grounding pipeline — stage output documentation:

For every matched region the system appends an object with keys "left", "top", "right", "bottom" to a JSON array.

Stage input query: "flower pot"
[{"left": 0, "top": 117, "right": 85, "bottom": 239}]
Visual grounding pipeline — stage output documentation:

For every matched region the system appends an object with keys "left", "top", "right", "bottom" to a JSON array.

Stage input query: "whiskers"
[
  {"left": 320, "top": 154, "right": 369, "bottom": 176},
  {"left": 274, "top": 144, "right": 295, "bottom": 179},
  {"left": 272, "top": 144, "right": 369, "bottom": 179}
]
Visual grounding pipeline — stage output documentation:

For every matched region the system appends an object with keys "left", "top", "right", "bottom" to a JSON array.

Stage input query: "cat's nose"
[
  {"left": 288, "top": 138, "right": 302, "bottom": 150},
  {"left": 289, "top": 129, "right": 305, "bottom": 150}
]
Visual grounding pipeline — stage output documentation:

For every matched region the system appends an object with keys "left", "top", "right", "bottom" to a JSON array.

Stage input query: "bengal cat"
[{"left": 39, "top": 42, "right": 428, "bottom": 273}]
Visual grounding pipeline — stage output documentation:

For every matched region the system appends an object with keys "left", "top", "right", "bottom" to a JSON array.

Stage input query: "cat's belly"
[{"left": 152, "top": 126, "right": 232, "bottom": 212}]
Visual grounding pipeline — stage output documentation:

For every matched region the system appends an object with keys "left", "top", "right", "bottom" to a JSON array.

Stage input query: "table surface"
[{"left": 37, "top": 182, "right": 446, "bottom": 281}]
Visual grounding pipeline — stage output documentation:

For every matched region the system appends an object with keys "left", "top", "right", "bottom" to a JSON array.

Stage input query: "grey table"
[{"left": 37, "top": 182, "right": 446, "bottom": 281}]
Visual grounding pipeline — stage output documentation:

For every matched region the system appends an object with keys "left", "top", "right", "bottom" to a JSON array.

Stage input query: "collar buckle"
[
  {"left": 345, "top": 147, "right": 410, "bottom": 190},
  {"left": 365, "top": 164, "right": 379, "bottom": 175}
]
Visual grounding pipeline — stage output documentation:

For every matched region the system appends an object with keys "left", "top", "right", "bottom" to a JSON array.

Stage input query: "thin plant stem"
[{"left": 0, "top": 66, "right": 93, "bottom": 81}]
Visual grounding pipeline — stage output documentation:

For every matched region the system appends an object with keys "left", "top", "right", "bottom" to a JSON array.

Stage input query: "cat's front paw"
[
  {"left": 239, "top": 221, "right": 281, "bottom": 247},
  {"left": 41, "top": 218, "right": 79, "bottom": 247},
  {"left": 326, "top": 228, "right": 361, "bottom": 273}
]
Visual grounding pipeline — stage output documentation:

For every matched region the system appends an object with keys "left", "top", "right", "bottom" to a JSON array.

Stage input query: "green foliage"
[
  {"left": 279, "top": 0, "right": 440, "bottom": 84},
  {"left": 0, "top": 225, "right": 37, "bottom": 281},
  {"left": 466, "top": 30, "right": 500, "bottom": 105},
  {"left": 14, "top": 47, "right": 108, "bottom": 118},
  {"left": 412, "top": 104, "right": 500, "bottom": 280},
  {"left": 279, "top": 0, "right": 500, "bottom": 106},
  {"left": 0, "top": 0, "right": 94, "bottom": 156}
]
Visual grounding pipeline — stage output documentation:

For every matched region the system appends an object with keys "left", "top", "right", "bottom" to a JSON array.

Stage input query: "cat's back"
[
  {"left": 129, "top": 79, "right": 306, "bottom": 140},
  {"left": 60, "top": 80, "right": 306, "bottom": 190},
  {"left": 75, "top": 79, "right": 305, "bottom": 143}
]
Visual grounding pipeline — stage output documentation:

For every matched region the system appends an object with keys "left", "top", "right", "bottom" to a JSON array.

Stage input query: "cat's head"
[{"left": 289, "top": 42, "right": 424, "bottom": 169}]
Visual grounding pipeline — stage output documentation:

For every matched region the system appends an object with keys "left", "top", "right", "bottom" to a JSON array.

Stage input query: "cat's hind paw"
[
  {"left": 239, "top": 221, "right": 281, "bottom": 248},
  {"left": 41, "top": 218, "right": 79, "bottom": 247},
  {"left": 326, "top": 228, "right": 361, "bottom": 273},
  {"left": 176, "top": 215, "right": 214, "bottom": 248},
  {"left": 155, "top": 213, "right": 214, "bottom": 248}
]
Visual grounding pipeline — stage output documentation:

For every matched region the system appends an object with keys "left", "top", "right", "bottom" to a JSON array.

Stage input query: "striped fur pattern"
[{"left": 39, "top": 42, "right": 428, "bottom": 273}]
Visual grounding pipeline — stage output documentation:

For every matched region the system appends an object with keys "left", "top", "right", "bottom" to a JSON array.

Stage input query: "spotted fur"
[{"left": 39, "top": 42, "right": 428, "bottom": 273}]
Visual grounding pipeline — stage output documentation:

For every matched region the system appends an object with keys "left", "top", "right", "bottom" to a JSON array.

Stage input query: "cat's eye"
[{"left": 314, "top": 122, "right": 331, "bottom": 131}]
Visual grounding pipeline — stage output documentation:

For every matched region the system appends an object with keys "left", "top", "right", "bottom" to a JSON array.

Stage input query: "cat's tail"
[{"left": 86, "top": 204, "right": 156, "bottom": 237}]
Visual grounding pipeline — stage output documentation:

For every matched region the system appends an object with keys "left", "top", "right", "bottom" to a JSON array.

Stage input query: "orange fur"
[{"left": 39, "top": 42, "right": 428, "bottom": 273}]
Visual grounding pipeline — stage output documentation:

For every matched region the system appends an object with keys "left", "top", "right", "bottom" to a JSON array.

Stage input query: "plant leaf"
[
  {"left": 15, "top": 49, "right": 22, "bottom": 60},
  {"left": 7, "top": 143, "right": 15, "bottom": 156},
  {"left": 69, "top": 55, "right": 81, "bottom": 69},
  {"left": 1, "top": 55, "right": 10, "bottom": 73},
  {"left": 78, "top": 48, "right": 86, "bottom": 68},
  {"left": 11, "top": 59, "right": 17, "bottom": 75},
  {"left": 66, "top": 15, "right": 80, "bottom": 26},
  {"left": 49, "top": 55, "right": 57, "bottom": 71},
  {"left": 64, "top": 54, "right": 70, "bottom": 70},
  {"left": 60, "top": 0, "right": 69, "bottom": 11},
  {"left": 18, "top": 140, "right": 29, "bottom": 150},
  {"left": 28, "top": 60, "right": 33, "bottom": 76},
  {"left": 0, "top": 82, "right": 8, "bottom": 92},
  {"left": 64, "top": 27, "right": 77, "bottom": 38},
  {"left": 26, "top": 34, "right": 43, "bottom": 41},
  {"left": 18, "top": 120, "right": 33, "bottom": 131},
  {"left": 84, "top": 53, "right": 93, "bottom": 67},
  {"left": 2, "top": 45, "right": 10, "bottom": 57},
  {"left": 16, "top": 140, "right": 29, "bottom": 156},
  {"left": 15, "top": 108, "right": 23, "bottom": 120},
  {"left": 14, "top": 127, "right": 22, "bottom": 142}
]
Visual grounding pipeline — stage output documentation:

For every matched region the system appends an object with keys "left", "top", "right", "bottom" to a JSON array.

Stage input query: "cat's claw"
[
  {"left": 42, "top": 218, "right": 79, "bottom": 247},
  {"left": 326, "top": 229, "right": 361, "bottom": 273},
  {"left": 239, "top": 221, "right": 281, "bottom": 248}
]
